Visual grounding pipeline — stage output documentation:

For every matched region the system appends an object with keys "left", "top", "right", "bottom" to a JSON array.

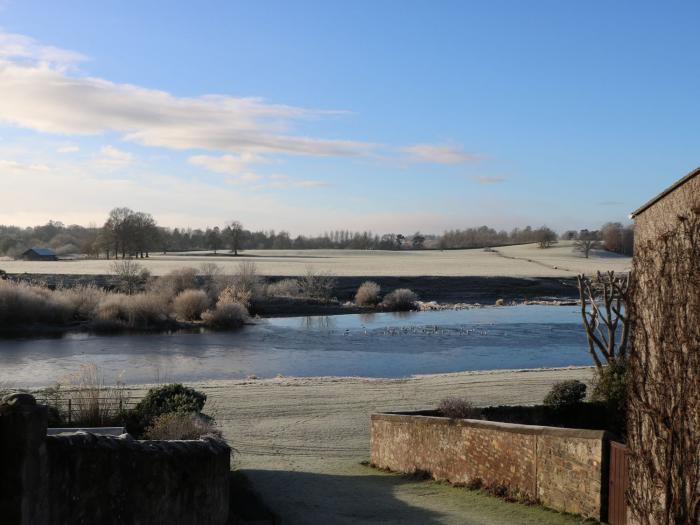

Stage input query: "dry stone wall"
[{"left": 371, "top": 412, "right": 609, "bottom": 520}]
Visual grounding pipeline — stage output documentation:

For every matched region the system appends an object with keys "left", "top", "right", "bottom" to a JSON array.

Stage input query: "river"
[{"left": 0, "top": 305, "right": 591, "bottom": 387}]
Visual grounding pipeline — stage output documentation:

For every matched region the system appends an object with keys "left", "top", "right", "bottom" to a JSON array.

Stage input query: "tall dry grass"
[{"left": 40, "top": 363, "right": 128, "bottom": 427}]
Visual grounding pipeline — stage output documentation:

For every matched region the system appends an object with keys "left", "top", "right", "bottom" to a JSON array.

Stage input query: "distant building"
[{"left": 19, "top": 248, "right": 58, "bottom": 261}]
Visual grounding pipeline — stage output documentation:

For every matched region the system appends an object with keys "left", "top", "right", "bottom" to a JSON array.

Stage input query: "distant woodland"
[{"left": 0, "top": 207, "right": 634, "bottom": 258}]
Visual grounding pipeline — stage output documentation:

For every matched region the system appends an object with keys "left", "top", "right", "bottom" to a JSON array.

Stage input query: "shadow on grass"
[{"left": 238, "top": 468, "right": 445, "bottom": 525}]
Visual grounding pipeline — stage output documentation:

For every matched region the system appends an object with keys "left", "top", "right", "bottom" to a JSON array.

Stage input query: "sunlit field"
[{"left": 1, "top": 241, "right": 631, "bottom": 277}]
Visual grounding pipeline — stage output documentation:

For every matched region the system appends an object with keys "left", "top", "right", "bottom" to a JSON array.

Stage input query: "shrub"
[
  {"left": 0, "top": 281, "right": 74, "bottom": 325},
  {"left": 173, "top": 289, "right": 209, "bottom": 321},
  {"left": 110, "top": 259, "right": 150, "bottom": 294},
  {"left": 355, "top": 281, "right": 381, "bottom": 306},
  {"left": 61, "top": 284, "right": 107, "bottom": 320},
  {"left": 438, "top": 397, "right": 481, "bottom": 419},
  {"left": 130, "top": 383, "right": 207, "bottom": 436},
  {"left": 590, "top": 361, "right": 628, "bottom": 411},
  {"left": 543, "top": 380, "right": 587, "bottom": 409},
  {"left": 298, "top": 267, "right": 337, "bottom": 300},
  {"left": 151, "top": 267, "right": 199, "bottom": 298},
  {"left": 201, "top": 301, "right": 248, "bottom": 329},
  {"left": 95, "top": 292, "right": 169, "bottom": 329},
  {"left": 266, "top": 278, "right": 301, "bottom": 298},
  {"left": 381, "top": 288, "right": 418, "bottom": 311},
  {"left": 144, "top": 412, "right": 222, "bottom": 440},
  {"left": 217, "top": 284, "right": 253, "bottom": 309},
  {"left": 230, "top": 261, "right": 262, "bottom": 299}
]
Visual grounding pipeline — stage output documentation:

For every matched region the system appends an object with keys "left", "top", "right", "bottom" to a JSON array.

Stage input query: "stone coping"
[{"left": 372, "top": 411, "right": 611, "bottom": 440}]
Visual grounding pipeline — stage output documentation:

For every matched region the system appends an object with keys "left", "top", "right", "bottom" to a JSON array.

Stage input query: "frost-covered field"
[{"left": 0, "top": 241, "right": 631, "bottom": 277}]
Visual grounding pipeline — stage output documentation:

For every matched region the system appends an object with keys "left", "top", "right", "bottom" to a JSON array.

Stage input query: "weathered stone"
[{"left": 370, "top": 412, "right": 609, "bottom": 521}]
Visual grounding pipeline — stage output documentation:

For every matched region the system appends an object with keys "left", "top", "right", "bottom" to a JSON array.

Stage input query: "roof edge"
[{"left": 631, "top": 166, "right": 700, "bottom": 218}]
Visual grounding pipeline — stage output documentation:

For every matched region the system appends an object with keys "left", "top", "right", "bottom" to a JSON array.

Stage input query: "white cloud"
[
  {"left": 0, "top": 158, "right": 50, "bottom": 173},
  {"left": 57, "top": 145, "right": 80, "bottom": 153},
  {"left": 0, "top": 31, "right": 87, "bottom": 66},
  {"left": 0, "top": 32, "right": 473, "bottom": 168},
  {"left": 402, "top": 143, "right": 477, "bottom": 164},
  {"left": 94, "top": 145, "right": 133, "bottom": 169},
  {"left": 255, "top": 174, "right": 329, "bottom": 190},
  {"left": 0, "top": 60, "right": 375, "bottom": 158},
  {"left": 188, "top": 153, "right": 265, "bottom": 176},
  {"left": 472, "top": 175, "right": 506, "bottom": 184}
]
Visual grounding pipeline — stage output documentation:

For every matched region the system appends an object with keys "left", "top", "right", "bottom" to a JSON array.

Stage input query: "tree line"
[{"left": 0, "top": 208, "right": 634, "bottom": 258}]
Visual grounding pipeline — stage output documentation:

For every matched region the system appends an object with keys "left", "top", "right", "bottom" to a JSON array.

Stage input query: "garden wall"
[
  {"left": 370, "top": 412, "right": 610, "bottom": 520},
  {"left": 0, "top": 393, "right": 231, "bottom": 525}
]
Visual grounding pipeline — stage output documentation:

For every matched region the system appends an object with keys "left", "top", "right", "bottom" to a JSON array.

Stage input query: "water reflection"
[{"left": 0, "top": 305, "right": 590, "bottom": 387}]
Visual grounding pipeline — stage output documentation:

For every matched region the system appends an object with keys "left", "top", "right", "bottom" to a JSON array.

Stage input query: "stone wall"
[
  {"left": 370, "top": 412, "right": 609, "bottom": 520},
  {"left": 0, "top": 393, "right": 231, "bottom": 525},
  {"left": 633, "top": 169, "right": 700, "bottom": 243}
]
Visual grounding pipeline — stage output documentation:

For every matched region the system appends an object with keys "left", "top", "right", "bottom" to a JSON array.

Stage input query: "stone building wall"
[
  {"left": 633, "top": 169, "right": 700, "bottom": 243},
  {"left": 370, "top": 412, "right": 609, "bottom": 520}
]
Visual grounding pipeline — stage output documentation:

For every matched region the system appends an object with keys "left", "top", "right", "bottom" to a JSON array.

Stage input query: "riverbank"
[{"left": 121, "top": 367, "right": 595, "bottom": 524}]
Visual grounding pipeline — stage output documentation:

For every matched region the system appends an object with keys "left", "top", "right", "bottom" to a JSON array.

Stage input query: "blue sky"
[{"left": 0, "top": 1, "right": 698, "bottom": 234}]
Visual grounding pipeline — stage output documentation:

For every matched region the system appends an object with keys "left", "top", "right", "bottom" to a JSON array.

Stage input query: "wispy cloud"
[
  {"left": 0, "top": 158, "right": 51, "bottom": 173},
  {"left": 472, "top": 175, "right": 506, "bottom": 184},
  {"left": 254, "top": 174, "right": 329, "bottom": 190},
  {"left": 0, "top": 31, "right": 473, "bottom": 170},
  {"left": 57, "top": 145, "right": 80, "bottom": 154},
  {"left": 94, "top": 145, "right": 133, "bottom": 170},
  {"left": 188, "top": 153, "right": 266, "bottom": 176},
  {"left": 402, "top": 143, "right": 478, "bottom": 164},
  {"left": 0, "top": 30, "right": 87, "bottom": 66}
]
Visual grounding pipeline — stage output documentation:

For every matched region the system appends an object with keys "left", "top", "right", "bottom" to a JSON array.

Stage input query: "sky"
[{"left": 0, "top": 1, "right": 698, "bottom": 235}]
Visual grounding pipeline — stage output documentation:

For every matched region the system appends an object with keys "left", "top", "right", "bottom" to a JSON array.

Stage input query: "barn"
[
  {"left": 19, "top": 248, "right": 58, "bottom": 261},
  {"left": 627, "top": 166, "right": 699, "bottom": 524}
]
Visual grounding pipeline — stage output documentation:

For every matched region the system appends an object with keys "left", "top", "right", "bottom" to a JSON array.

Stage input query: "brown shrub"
[
  {"left": 0, "top": 281, "right": 74, "bottom": 325},
  {"left": 298, "top": 267, "right": 336, "bottom": 300},
  {"left": 355, "top": 281, "right": 381, "bottom": 306},
  {"left": 201, "top": 295, "right": 248, "bottom": 329},
  {"left": 172, "top": 289, "right": 209, "bottom": 321},
  {"left": 95, "top": 292, "right": 169, "bottom": 329},
  {"left": 144, "top": 412, "right": 222, "bottom": 440},
  {"left": 266, "top": 278, "right": 301, "bottom": 297},
  {"left": 151, "top": 267, "right": 199, "bottom": 298},
  {"left": 438, "top": 397, "right": 481, "bottom": 419},
  {"left": 381, "top": 288, "right": 418, "bottom": 311}
]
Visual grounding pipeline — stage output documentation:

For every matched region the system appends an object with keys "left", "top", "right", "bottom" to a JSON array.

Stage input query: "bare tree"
[
  {"left": 576, "top": 271, "right": 631, "bottom": 369},
  {"left": 573, "top": 230, "right": 602, "bottom": 258},
  {"left": 110, "top": 259, "right": 148, "bottom": 294},
  {"left": 535, "top": 226, "right": 558, "bottom": 249},
  {"left": 226, "top": 221, "right": 243, "bottom": 255}
]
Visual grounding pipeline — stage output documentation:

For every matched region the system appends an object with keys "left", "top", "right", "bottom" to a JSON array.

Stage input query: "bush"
[
  {"left": 0, "top": 281, "right": 74, "bottom": 325},
  {"left": 298, "top": 267, "right": 337, "bottom": 300},
  {"left": 144, "top": 412, "right": 222, "bottom": 440},
  {"left": 543, "top": 380, "right": 587, "bottom": 409},
  {"left": 590, "top": 361, "right": 627, "bottom": 411},
  {"left": 152, "top": 267, "right": 199, "bottom": 298},
  {"left": 95, "top": 292, "right": 169, "bottom": 329},
  {"left": 381, "top": 288, "right": 418, "bottom": 311},
  {"left": 130, "top": 384, "right": 207, "bottom": 436},
  {"left": 110, "top": 259, "right": 150, "bottom": 294},
  {"left": 438, "top": 397, "right": 481, "bottom": 419},
  {"left": 355, "top": 281, "right": 381, "bottom": 306},
  {"left": 201, "top": 301, "right": 248, "bottom": 329},
  {"left": 266, "top": 278, "right": 301, "bottom": 297},
  {"left": 173, "top": 289, "right": 209, "bottom": 321}
]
